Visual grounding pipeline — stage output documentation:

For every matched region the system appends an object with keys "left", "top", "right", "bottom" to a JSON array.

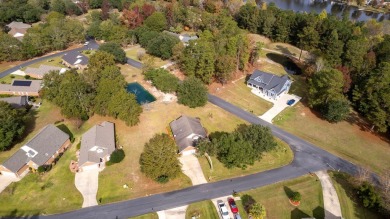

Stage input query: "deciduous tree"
[
  {"left": 140, "top": 134, "right": 181, "bottom": 182},
  {"left": 177, "top": 77, "right": 208, "bottom": 108}
]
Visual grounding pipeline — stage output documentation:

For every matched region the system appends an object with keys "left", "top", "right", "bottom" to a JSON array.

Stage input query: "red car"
[{"left": 228, "top": 197, "right": 239, "bottom": 214}]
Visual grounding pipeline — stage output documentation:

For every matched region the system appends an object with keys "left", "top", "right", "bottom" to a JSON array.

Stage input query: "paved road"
[
  {"left": 126, "top": 58, "right": 143, "bottom": 69},
  {"left": 5, "top": 95, "right": 361, "bottom": 219},
  {"left": 0, "top": 39, "right": 98, "bottom": 79}
]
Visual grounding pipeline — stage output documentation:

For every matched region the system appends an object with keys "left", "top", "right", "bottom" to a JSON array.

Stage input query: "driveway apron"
[{"left": 75, "top": 169, "right": 99, "bottom": 208}]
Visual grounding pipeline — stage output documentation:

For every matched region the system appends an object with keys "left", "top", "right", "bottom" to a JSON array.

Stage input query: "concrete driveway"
[
  {"left": 258, "top": 93, "right": 301, "bottom": 123},
  {"left": 75, "top": 169, "right": 99, "bottom": 208},
  {"left": 179, "top": 155, "right": 207, "bottom": 185},
  {"left": 211, "top": 196, "right": 236, "bottom": 219},
  {"left": 315, "top": 170, "right": 342, "bottom": 219},
  {"left": 156, "top": 155, "right": 206, "bottom": 219},
  {"left": 0, "top": 175, "right": 20, "bottom": 194}
]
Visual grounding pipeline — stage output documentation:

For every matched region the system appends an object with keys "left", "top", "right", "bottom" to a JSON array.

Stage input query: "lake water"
[
  {"left": 126, "top": 82, "right": 156, "bottom": 104},
  {"left": 260, "top": 0, "right": 389, "bottom": 21}
]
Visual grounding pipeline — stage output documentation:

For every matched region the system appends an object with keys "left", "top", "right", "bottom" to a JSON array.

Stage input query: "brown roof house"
[
  {"left": 0, "top": 79, "right": 42, "bottom": 96},
  {"left": 0, "top": 125, "right": 71, "bottom": 178},
  {"left": 6, "top": 21, "right": 31, "bottom": 41},
  {"left": 61, "top": 50, "right": 89, "bottom": 69},
  {"left": 79, "top": 122, "right": 115, "bottom": 171},
  {"left": 170, "top": 115, "right": 207, "bottom": 156},
  {"left": 0, "top": 96, "right": 28, "bottom": 108},
  {"left": 24, "top": 65, "right": 67, "bottom": 79}
]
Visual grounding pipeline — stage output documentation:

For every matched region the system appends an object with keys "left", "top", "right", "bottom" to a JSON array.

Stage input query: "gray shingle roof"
[
  {"left": 2, "top": 125, "right": 69, "bottom": 173},
  {"left": 61, "top": 51, "right": 89, "bottom": 66},
  {"left": 79, "top": 122, "right": 115, "bottom": 166},
  {"left": 0, "top": 79, "right": 42, "bottom": 94},
  {"left": 25, "top": 65, "right": 63, "bottom": 78},
  {"left": 0, "top": 96, "right": 28, "bottom": 108},
  {"left": 247, "top": 70, "right": 290, "bottom": 94},
  {"left": 7, "top": 22, "right": 31, "bottom": 29},
  {"left": 170, "top": 115, "right": 207, "bottom": 152}
]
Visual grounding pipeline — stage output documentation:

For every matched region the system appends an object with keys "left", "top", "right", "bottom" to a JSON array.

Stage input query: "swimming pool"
[{"left": 126, "top": 82, "right": 156, "bottom": 104}]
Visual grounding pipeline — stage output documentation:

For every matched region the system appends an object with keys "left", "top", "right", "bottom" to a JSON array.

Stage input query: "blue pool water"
[{"left": 126, "top": 82, "right": 156, "bottom": 104}]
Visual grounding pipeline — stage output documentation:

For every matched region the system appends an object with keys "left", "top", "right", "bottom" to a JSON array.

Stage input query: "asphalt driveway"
[{"left": 75, "top": 169, "right": 99, "bottom": 208}]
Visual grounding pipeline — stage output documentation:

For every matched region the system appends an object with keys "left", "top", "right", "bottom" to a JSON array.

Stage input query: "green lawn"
[
  {"left": 129, "top": 213, "right": 158, "bottom": 219},
  {"left": 265, "top": 42, "right": 312, "bottom": 62},
  {"left": 214, "top": 78, "right": 273, "bottom": 116},
  {"left": 186, "top": 200, "right": 219, "bottom": 219},
  {"left": 125, "top": 46, "right": 169, "bottom": 67},
  {"left": 236, "top": 175, "right": 324, "bottom": 219},
  {"left": 0, "top": 75, "right": 25, "bottom": 84},
  {"left": 274, "top": 102, "right": 390, "bottom": 175},
  {"left": 199, "top": 139, "right": 293, "bottom": 182},
  {"left": 0, "top": 138, "right": 82, "bottom": 216},
  {"left": 21, "top": 56, "right": 65, "bottom": 70},
  {"left": 329, "top": 171, "right": 382, "bottom": 219}
]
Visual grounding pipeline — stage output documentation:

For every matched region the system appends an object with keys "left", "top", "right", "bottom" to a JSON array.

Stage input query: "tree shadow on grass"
[
  {"left": 56, "top": 123, "right": 74, "bottom": 142},
  {"left": 3, "top": 209, "right": 40, "bottom": 219},
  {"left": 313, "top": 206, "right": 325, "bottom": 219},
  {"left": 283, "top": 186, "right": 295, "bottom": 199},
  {"left": 291, "top": 208, "right": 310, "bottom": 219}
]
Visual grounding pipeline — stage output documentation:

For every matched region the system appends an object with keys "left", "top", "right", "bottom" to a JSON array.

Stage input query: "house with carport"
[
  {"left": 78, "top": 121, "right": 115, "bottom": 171},
  {"left": 0, "top": 125, "right": 70, "bottom": 178},
  {"left": 170, "top": 115, "right": 207, "bottom": 156}
]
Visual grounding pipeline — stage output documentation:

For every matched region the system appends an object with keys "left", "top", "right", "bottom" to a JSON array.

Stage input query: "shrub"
[
  {"left": 241, "top": 194, "right": 256, "bottom": 212},
  {"left": 291, "top": 192, "right": 301, "bottom": 202},
  {"left": 106, "top": 149, "right": 125, "bottom": 165},
  {"left": 37, "top": 166, "right": 46, "bottom": 173},
  {"left": 144, "top": 68, "right": 179, "bottom": 93},
  {"left": 10, "top": 75, "right": 15, "bottom": 78},
  {"left": 357, "top": 182, "right": 383, "bottom": 210},
  {"left": 156, "top": 175, "right": 169, "bottom": 184},
  {"left": 76, "top": 142, "right": 81, "bottom": 150},
  {"left": 177, "top": 77, "right": 208, "bottom": 108},
  {"left": 24, "top": 75, "right": 31, "bottom": 79}
]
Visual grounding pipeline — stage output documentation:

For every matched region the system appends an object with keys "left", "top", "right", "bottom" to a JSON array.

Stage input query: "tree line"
[
  {"left": 42, "top": 51, "right": 142, "bottom": 126},
  {"left": 237, "top": 3, "right": 390, "bottom": 132}
]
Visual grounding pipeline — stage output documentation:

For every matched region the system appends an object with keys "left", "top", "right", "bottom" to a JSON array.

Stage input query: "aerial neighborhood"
[{"left": 0, "top": 0, "right": 389, "bottom": 219}]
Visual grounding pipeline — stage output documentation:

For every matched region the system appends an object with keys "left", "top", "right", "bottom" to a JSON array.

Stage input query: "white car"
[
  {"left": 84, "top": 42, "right": 89, "bottom": 46},
  {"left": 217, "top": 200, "right": 230, "bottom": 219}
]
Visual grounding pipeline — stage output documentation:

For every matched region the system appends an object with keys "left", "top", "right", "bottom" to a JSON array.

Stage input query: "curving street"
[{"left": 0, "top": 48, "right": 362, "bottom": 219}]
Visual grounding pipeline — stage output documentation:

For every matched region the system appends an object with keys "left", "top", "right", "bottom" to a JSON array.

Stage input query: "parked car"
[
  {"left": 287, "top": 99, "right": 296, "bottom": 106},
  {"left": 217, "top": 200, "right": 230, "bottom": 219},
  {"left": 84, "top": 42, "right": 89, "bottom": 46},
  {"left": 234, "top": 213, "right": 242, "bottom": 219},
  {"left": 228, "top": 197, "right": 239, "bottom": 214}
]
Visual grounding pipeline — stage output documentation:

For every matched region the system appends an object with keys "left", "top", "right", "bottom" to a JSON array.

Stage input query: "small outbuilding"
[{"left": 170, "top": 115, "right": 207, "bottom": 156}]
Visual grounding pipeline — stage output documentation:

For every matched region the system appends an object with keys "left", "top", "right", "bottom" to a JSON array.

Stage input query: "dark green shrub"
[
  {"left": 291, "top": 192, "right": 301, "bottom": 202},
  {"left": 106, "top": 149, "right": 125, "bottom": 166},
  {"left": 10, "top": 75, "right": 15, "bottom": 78},
  {"left": 24, "top": 75, "right": 31, "bottom": 79},
  {"left": 156, "top": 175, "right": 169, "bottom": 184},
  {"left": 241, "top": 194, "right": 256, "bottom": 212},
  {"left": 37, "top": 166, "right": 46, "bottom": 173},
  {"left": 357, "top": 182, "right": 382, "bottom": 211}
]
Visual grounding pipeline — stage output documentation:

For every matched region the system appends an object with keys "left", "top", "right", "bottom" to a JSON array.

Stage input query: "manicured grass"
[
  {"left": 274, "top": 102, "right": 390, "bottom": 175},
  {"left": 0, "top": 102, "right": 65, "bottom": 163},
  {"left": 0, "top": 75, "right": 25, "bottom": 84},
  {"left": 213, "top": 78, "right": 273, "bottom": 116},
  {"left": 125, "top": 46, "right": 169, "bottom": 67},
  {"left": 186, "top": 200, "right": 219, "bottom": 219},
  {"left": 329, "top": 171, "right": 382, "bottom": 219},
  {"left": 129, "top": 213, "right": 158, "bottom": 219},
  {"left": 237, "top": 175, "right": 324, "bottom": 219},
  {"left": 0, "top": 138, "right": 82, "bottom": 216},
  {"left": 199, "top": 139, "right": 293, "bottom": 182},
  {"left": 257, "top": 58, "right": 288, "bottom": 76},
  {"left": 21, "top": 56, "right": 65, "bottom": 70},
  {"left": 265, "top": 42, "right": 312, "bottom": 62}
]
